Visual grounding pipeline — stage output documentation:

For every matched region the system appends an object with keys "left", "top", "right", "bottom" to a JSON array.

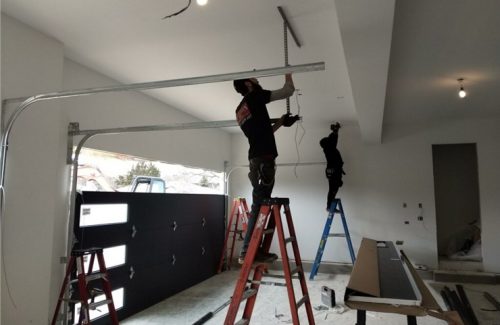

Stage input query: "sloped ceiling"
[{"left": 3, "top": 1, "right": 498, "bottom": 144}]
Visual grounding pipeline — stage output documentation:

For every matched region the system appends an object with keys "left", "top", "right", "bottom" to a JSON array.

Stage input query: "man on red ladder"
[{"left": 233, "top": 73, "right": 298, "bottom": 264}]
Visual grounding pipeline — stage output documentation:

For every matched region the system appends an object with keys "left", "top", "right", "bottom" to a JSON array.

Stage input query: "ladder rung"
[
  {"left": 89, "top": 299, "right": 112, "bottom": 310},
  {"left": 329, "top": 233, "right": 346, "bottom": 238},
  {"left": 284, "top": 237, "right": 296, "bottom": 244},
  {"left": 263, "top": 228, "right": 275, "bottom": 235},
  {"left": 235, "top": 319, "right": 250, "bottom": 325},
  {"left": 242, "top": 288, "right": 257, "bottom": 300},
  {"left": 229, "top": 230, "right": 243, "bottom": 233},
  {"left": 70, "top": 273, "right": 106, "bottom": 284},
  {"left": 296, "top": 295, "right": 309, "bottom": 309},
  {"left": 248, "top": 280, "right": 287, "bottom": 287},
  {"left": 263, "top": 273, "right": 299, "bottom": 280}
]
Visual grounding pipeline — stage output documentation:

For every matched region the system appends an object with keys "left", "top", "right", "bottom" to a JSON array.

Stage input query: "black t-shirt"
[
  {"left": 236, "top": 89, "right": 278, "bottom": 159},
  {"left": 320, "top": 132, "right": 343, "bottom": 172}
]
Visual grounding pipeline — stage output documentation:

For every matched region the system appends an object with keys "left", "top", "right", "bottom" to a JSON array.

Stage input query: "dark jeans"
[
  {"left": 240, "top": 156, "right": 276, "bottom": 254},
  {"left": 326, "top": 168, "right": 343, "bottom": 209}
]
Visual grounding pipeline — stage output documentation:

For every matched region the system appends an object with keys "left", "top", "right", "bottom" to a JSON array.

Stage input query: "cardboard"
[
  {"left": 345, "top": 238, "right": 380, "bottom": 297},
  {"left": 344, "top": 237, "right": 464, "bottom": 325}
]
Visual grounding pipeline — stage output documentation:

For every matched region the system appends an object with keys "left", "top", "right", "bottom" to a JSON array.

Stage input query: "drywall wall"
[
  {"left": 1, "top": 14, "right": 68, "bottom": 324},
  {"left": 62, "top": 59, "right": 231, "bottom": 172},
  {"left": 230, "top": 117, "right": 500, "bottom": 272}
]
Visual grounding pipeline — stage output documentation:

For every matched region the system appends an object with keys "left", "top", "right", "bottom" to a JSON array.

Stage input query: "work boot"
[
  {"left": 238, "top": 251, "right": 246, "bottom": 265},
  {"left": 255, "top": 250, "right": 278, "bottom": 263},
  {"left": 238, "top": 249, "right": 278, "bottom": 264}
]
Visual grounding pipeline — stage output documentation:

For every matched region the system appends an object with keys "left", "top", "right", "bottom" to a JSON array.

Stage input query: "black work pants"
[
  {"left": 326, "top": 168, "right": 343, "bottom": 210},
  {"left": 240, "top": 156, "right": 276, "bottom": 254}
]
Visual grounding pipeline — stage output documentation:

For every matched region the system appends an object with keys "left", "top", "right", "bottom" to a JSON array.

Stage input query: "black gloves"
[{"left": 283, "top": 113, "right": 301, "bottom": 127}]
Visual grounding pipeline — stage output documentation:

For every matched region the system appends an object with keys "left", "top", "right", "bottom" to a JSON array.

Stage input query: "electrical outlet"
[
  {"left": 404, "top": 221, "right": 410, "bottom": 225},
  {"left": 418, "top": 203, "right": 423, "bottom": 208},
  {"left": 396, "top": 240, "right": 404, "bottom": 245},
  {"left": 418, "top": 216, "right": 423, "bottom": 221}
]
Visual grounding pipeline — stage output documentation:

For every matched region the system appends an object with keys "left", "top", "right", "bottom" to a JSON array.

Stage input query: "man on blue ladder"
[{"left": 320, "top": 122, "right": 345, "bottom": 211}]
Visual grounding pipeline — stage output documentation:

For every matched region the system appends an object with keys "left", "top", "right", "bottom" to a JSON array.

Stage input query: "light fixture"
[
  {"left": 457, "top": 78, "right": 467, "bottom": 98},
  {"left": 197, "top": 0, "right": 208, "bottom": 6}
]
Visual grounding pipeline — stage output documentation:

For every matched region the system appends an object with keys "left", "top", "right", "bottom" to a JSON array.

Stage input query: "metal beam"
[
  {"left": 3, "top": 62, "right": 322, "bottom": 108},
  {"left": 277, "top": 6, "right": 302, "bottom": 48},
  {"left": 72, "top": 120, "right": 240, "bottom": 137}
]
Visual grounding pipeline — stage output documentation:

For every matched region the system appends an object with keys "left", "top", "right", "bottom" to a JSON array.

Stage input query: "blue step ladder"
[{"left": 309, "top": 199, "right": 356, "bottom": 280}]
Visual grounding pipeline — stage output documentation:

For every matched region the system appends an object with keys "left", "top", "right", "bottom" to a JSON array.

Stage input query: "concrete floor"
[{"left": 122, "top": 270, "right": 500, "bottom": 325}]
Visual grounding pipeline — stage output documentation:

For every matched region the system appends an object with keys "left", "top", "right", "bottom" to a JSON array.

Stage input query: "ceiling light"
[
  {"left": 197, "top": 0, "right": 208, "bottom": 6},
  {"left": 457, "top": 78, "right": 467, "bottom": 98}
]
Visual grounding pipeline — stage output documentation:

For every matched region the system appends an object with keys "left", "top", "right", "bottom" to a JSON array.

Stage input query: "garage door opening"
[{"left": 75, "top": 147, "right": 224, "bottom": 194}]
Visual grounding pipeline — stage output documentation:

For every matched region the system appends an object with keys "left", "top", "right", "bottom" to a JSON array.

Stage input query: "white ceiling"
[{"left": 2, "top": 0, "right": 499, "bottom": 143}]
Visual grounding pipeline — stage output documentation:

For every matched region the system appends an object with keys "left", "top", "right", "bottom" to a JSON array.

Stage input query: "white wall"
[
  {"left": 1, "top": 14, "right": 68, "bottom": 324},
  {"left": 63, "top": 60, "right": 231, "bottom": 171},
  {"left": 230, "top": 117, "right": 500, "bottom": 272}
]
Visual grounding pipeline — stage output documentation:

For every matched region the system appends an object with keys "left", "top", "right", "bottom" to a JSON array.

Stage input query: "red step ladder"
[
  {"left": 224, "top": 197, "right": 316, "bottom": 325},
  {"left": 218, "top": 198, "right": 250, "bottom": 273},
  {"left": 51, "top": 248, "right": 119, "bottom": 325}
]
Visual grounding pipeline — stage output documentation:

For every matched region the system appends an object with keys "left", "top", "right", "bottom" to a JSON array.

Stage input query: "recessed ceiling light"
[
  {"left": 197, "top": 0, "right": 208, "bottom": 6},
  {"left": 457, "top": 78, "right": 467, "bottom": 99}
]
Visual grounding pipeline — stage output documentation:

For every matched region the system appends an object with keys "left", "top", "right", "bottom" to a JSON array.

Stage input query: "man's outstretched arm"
[{"left": 270, "top": 74, "right": 295, "bottom": 102}]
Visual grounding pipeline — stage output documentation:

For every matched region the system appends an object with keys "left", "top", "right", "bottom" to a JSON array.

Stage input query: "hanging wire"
[
  {"left": 162, "top": 0, "right": 192, "bottom": 20},
  {"left": 293, "top": 91, "right": 305, "bottom": 178},
  {"left": 1, "top": 186, "right": 18, "bottom": 308}
]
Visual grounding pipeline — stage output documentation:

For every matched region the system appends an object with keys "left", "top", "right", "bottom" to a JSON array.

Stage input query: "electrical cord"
[
  {"left": 162, "top": 0, "right": 192, "bottom": 20},
  {"left": 293, "top": 90, "right": 305, "bottom": 178},
  {"left": 0, "top": 185, "right": 18, "bottom": 309}
]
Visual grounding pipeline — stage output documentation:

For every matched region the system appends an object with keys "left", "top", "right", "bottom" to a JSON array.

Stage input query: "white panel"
[
  {"left": 83, "top": 246, "right": 127, "bottom": 272},
  {"left": 79, "top": 204, "right": 128, "bottom": 227}
]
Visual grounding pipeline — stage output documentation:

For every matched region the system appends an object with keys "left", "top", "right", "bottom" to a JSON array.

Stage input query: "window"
[
  {"left": 76, "top": 147, "right": 224, "bottom": 194},
  {"left": 79, "top": 204, "right": 128, "bottom": 227},
  {"left": 83, "top": 245, "right": 127, "bottom": 272},
  {"left": 73, "top": 288, "right": 124, "bottom": 324}
]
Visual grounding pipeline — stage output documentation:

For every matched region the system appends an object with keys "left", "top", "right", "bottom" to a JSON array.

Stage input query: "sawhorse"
[{"left": 356, "top": 310, "right": 417, "bottom": 325}]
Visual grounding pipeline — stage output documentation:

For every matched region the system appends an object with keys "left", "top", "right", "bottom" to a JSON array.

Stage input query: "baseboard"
[{"left": 433, "top": 270, "right": 499, "bottom": 284}]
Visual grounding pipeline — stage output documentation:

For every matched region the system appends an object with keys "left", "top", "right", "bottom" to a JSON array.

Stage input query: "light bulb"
[
  {"left": 197, "top": 0, "right": 208, "bottom": 6},
  {"left": 459, "top": 87, "right": 466, "bottom": 98}
]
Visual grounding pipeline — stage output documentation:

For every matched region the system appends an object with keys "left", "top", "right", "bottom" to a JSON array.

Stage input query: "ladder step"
[
  {"left": 89, "top": 299, "right": 112, "bottom": 310},
  {"left": 242, "top": 288, "right": 258, "bottom": 300},
  {"left": 61, "top": 298, "right": 82, "bottom": 304},
  {"left": 296, "top": 295, "right": 309, "bottom": 309},
  {"left": 329, "top": 233, "right": 346, "bottom": 238},
  {"left": 248, "top": 280, "right": 287, "bottom": 287},
  {"left": 263, "top": 229, "right": 275, "bottom": 235},
  {"left": 263, "top": 273, "right": 299, "bottom": 280},
  {"left": 284, "top": 237, "right": 296, "bottom": 244},
  {"left": 235, "top": 319, "right": 250, "bottom": 325},
  {"left": 70, "top": 273, "right": 106, "bottom": 284}
]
